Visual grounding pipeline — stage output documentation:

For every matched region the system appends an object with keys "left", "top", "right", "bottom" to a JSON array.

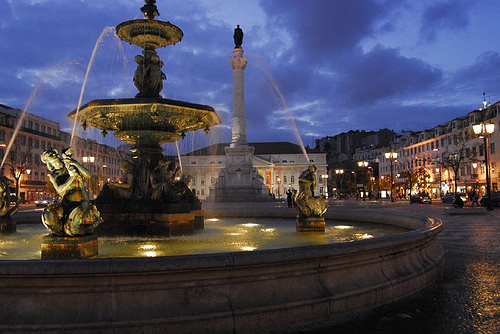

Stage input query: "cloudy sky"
[{"left": 1, "top": 0, "right": 499, "bottom": 153}]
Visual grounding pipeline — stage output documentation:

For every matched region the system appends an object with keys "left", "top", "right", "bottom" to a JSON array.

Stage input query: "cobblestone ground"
[{"left": 309, "top": 203, "right": 500, "bottom": 334}]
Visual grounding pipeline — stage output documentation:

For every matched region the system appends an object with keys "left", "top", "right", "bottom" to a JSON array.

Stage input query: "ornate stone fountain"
[{"left": 68, "top": 0, "right": 220, "bottom": 235}]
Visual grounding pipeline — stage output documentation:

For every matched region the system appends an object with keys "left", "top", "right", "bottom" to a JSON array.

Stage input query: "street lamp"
[
  {"left": 472, "top": 121, "right": 495, "bottom": 210},
  {"left": 276, "top": 176, "right": 281, "bottom": 199},
  {"left": 384, "top": 151, "right": 398, "bottom": 202},
  {"left": 320, "top": 174, "right": 329, "bottom": 198},
  {"left": 433, "top": 148, "right": 442, "bottom": 198},
  {"left": 82, "top": 156, "right": 95, "bottom": 163},
  {"left": 357, "top": 161, "right": 369, "bottom": 200},
  {"left": 335, "top": 169, "right": 344, "bottom": 199}
]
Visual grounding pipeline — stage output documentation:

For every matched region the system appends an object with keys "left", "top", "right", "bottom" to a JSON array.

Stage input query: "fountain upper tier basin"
[
  {"left": 0, "top": 206, "right": 443, "bottom": 333},
  {"left": 68, "top": 97, "right": 221, "bottom": 144},
  {"left": 116, "top": 19, "right": 183, "bottom": 48}
]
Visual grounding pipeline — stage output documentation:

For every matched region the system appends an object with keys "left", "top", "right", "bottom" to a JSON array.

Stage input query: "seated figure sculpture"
[
  {"left": 41, "top": 148, "right": 102, "bottom": 236},
  {"left": 0, "top": 175, "right": 19, "bottom": 219},
  {"left": 295, "top": 164, "right": 328, "bottom": 217}
]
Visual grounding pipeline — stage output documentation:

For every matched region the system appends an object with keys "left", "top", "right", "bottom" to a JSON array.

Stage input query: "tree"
[
  {"left": 413, "top": 167, "right": 431, "bottom": 192},
  {"left": 5, "top": 142, "right": 33, "bottom": 199},
  {"left": 441, "top": 140, "right": 476, "bottom": 193}
]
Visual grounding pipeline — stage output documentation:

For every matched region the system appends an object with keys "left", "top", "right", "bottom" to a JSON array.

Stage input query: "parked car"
[
  {"left": 479, "top": 191, "right": 500, "bottom": 207},
  {"left": 411, "top": 192, "right": 432, "bottom": 204},
  {"left": 35, "top": 196, "right": 55, "bottom": 208},
  {"left": 441, "top": 192, "right": 467, "bottom": 204}
]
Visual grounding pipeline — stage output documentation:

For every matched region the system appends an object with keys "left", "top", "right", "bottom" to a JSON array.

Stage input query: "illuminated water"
[{"left": 0, "top": 218, "right": 409, "bottom": 260}]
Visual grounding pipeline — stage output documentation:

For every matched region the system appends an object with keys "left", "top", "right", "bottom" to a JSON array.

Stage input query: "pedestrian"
[
  {"left": 470, "top": 190, "right": 479, "bottom": 207},
  {"left": 286, "top": 189, "right": 293, "bottom": 208}
]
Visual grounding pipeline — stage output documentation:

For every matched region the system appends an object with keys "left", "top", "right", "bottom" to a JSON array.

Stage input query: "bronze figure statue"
[
  {"left": 41, "top": 148, "right": 102, "bottom": 236},
  {"left": 234, "top": 25, "right": 243, "bottom": 48},
  {"left": 0, "top": 175, "right": 19, "bottom": 219},
  {"left": 294, "top": 164, "right": 328, "bottom": 217}
]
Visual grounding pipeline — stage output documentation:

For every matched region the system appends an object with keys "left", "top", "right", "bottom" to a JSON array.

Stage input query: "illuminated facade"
[
  {"left": 379, "top": 102, "right": 499, "bottom": 197},
  {"left": 181, "top": 142, "right": 328, "bottom": 200},
  {"left": 0, "top": 104, "right": 125, "bottom": 202}
]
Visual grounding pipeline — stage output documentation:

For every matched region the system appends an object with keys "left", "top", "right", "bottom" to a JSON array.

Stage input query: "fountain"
[
  {"left": 68, "top": 0, "right": 220, "bottom": 235},
  {"left": 0, "top": 1, "right": 444, "bottom": 332}
]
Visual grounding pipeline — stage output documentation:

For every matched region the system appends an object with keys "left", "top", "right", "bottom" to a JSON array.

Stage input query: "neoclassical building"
[{"left": 181, "top": 142, "right": 328, "bottom": 201}]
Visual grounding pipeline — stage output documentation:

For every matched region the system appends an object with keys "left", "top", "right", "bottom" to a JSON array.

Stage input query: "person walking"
[
  {"left": 470, "top": 190, "right": 479, "bottom": 207},
  {"left": 286, "top": 189, "right": 293, "bottom": 208}
]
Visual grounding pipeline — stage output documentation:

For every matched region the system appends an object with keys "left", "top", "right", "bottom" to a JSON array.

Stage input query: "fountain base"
[
  {"left": 296, "top": 216, "right": 325, "bottom": 232},
  {"left": 96, "top": 208, "right": 204, "bottom": 236},
  {"left": 41, "top": 235, "right": 98, "bottom": 260},
  {"left": 0, "top": 218, "right": 16, "bottom": 234}
]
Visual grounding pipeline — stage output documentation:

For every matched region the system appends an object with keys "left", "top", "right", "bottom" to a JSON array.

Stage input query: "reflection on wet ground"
[{"left": 312, "top": 204, "right": 500, "bottom": 334}]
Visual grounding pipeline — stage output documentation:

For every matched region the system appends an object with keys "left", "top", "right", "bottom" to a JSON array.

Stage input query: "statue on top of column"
[{"left": 234, "top": 25, "right": 243, "bottom": 48}]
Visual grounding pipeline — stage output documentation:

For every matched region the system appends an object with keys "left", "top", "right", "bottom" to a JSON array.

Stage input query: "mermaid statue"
[{"left": 40, "top": 148, "right": 102, "bottom": 236}]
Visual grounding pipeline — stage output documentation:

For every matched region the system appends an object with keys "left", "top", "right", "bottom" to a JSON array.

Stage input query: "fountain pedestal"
[
  {"left": 296, "top": 217, "right": 325, "bottom": 232},
  {"left": 41, "top": 235, "right": 98, "bottom": 260}
]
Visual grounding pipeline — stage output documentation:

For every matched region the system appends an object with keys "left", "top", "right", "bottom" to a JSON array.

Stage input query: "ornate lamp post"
[
  {"left": 276, "top": 176, "right": 281, "bottom": 199},
  {"left": 384, "top": 151, "right": 398, "bottom": 202},
  {"left": 432, "top": 148, "right": 442, "bottom": 198},
  {"left": 357, "top": 161, "right": 369, "bottom": 201},
  {"left": 320, "top": 174, "right": 329, "bottom": 198},
  {"left": 335, "top": 169, "right": 344, "bottom": 199},
  {"left": 472, "top": 121, "right": 495, "bottom": 210}
]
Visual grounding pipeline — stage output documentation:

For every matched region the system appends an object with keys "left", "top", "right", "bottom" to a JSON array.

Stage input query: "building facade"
[
  {"left": 181, "top": 142, "right": 328, "bottom": 201},
  {"left": 378, "top": 102, "right": 499, "bottom": 198},
  {"left": 0, "top": 104, "right": 125, "bottom": 202}
]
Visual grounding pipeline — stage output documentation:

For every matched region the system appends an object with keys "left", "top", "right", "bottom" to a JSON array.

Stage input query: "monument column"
[{"left": 230, "top": 47, "right": 248, "bottom": 147}]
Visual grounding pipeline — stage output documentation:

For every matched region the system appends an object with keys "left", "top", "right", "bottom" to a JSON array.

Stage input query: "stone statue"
[
  {"left": 149, "top": 55, "right": 166, "bottom": 96},
  {"left": 98, "top": 160, "right": 135, "bottom": 202},
  {"left": 133, "top": 55, "right": 145, "bottom": 96},
  {"left": 234, "top": 25, "right": 243, "bottom": 48},
  {"left": 133, "top": 54, "right": 166, "bottom": 97},
  {"left": 294, "top": 164, "right": 328, "bottom": 217},
  {"left": 0, "top": 175, "right": 19, "bottom": 219},
  {"left": 41, "top": 148, "right": 102, "bottom": 236}
]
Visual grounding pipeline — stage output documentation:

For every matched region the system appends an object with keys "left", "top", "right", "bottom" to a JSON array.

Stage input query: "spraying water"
[
  {"left": 70, "top": 26, "right": 117, "bottom": 147},
  {"left": 175, "top": 141, "right": 183, "bottom": 173},
  {"left": 248, "top": 54, "right": 310, "bottom": 162},
  {"left": 0, "top": 84, "right": 42, "bottom": 170},
  {"left": 0, "top": 59, "right": 80, "bottom": 169}
]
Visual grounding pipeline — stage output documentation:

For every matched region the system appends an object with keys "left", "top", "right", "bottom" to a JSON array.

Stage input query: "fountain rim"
[
  {"left": 0, "top": 213, "right": 443, "bottom": 274},
  {"left": 68, "top": 97, "right": 217, "bottom": 118}
]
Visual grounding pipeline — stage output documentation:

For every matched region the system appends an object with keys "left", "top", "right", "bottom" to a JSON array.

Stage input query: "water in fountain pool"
[{"left": 0, "top": 218, "right": 409, "bottom": 260}]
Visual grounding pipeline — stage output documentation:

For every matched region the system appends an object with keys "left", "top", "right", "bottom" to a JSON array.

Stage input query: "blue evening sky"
[{"left": 0, "top": 0, "right": 499, "bottom": 152}]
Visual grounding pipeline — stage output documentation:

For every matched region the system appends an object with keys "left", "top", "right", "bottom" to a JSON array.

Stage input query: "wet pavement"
[{"left": 309, "top": 202, "right": 500, "bottom": 334}]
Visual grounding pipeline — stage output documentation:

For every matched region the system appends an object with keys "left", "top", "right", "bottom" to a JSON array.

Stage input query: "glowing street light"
[
  {"left": 384, "top": 151, "right": 398, "bottom": 202},
  {"left": 472, "top": 120, "right": 495, "bottom": 210}
]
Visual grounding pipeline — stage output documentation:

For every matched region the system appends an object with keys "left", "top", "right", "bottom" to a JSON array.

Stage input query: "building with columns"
[{"left": 181, "top": 142, "right": 327, "bottom": 201}]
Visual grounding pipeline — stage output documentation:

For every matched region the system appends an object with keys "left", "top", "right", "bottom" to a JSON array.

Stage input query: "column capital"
[{"left": 230, "top": 49, "right": 247, "bottom": 70}]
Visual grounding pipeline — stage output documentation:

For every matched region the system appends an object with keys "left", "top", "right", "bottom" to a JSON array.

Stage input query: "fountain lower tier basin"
[
  {"left": 68, "top": 97, "right": 221, "bottom": 144},
  {"left": 0, "top": 207, "right": 443, "bottom": 333}
]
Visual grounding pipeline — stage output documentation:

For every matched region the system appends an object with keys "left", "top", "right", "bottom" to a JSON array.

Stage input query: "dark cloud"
[
  {"left": 0, "top": 1, "right": 498, "bottom": 152},
  {"left": 420, "top": 0, "right": 470, "bottom": 42},
  {"left": 260, "top": 0, "right": 384, "bottom": 60},
  {"left": 339, "top": 45, "right": 443, "bottom": 104}
]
